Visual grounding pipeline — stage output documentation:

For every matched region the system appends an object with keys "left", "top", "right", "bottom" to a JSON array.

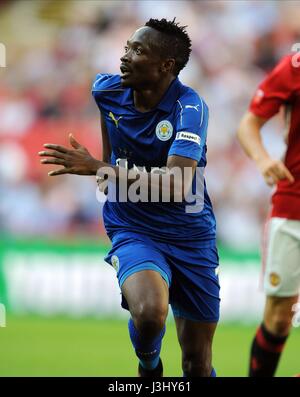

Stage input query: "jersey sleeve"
[
  {"left": 168, "top": 95, "right": 208, "bottom": 162},
  {"left": 249, "top": 55, "right": 296, "bottom": 119},
  {"left": 92, "top": 73, "right": 114, "bottom": 92},
  {"left": 91, "top": 73, "right": 121, "bottom": 111}
]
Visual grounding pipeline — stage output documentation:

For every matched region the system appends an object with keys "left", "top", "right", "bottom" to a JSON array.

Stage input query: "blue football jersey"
[{"left": 92, "top": 74, "right": 216, "bottom": 246}]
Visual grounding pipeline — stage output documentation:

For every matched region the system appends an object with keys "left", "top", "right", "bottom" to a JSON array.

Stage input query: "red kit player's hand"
[{"left": 256, "top": 157, "right": 295, "bottom": 186}]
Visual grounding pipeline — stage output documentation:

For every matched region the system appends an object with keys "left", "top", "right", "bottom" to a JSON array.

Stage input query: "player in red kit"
[{"left": 237, "top": 53, "right": 300, "bottom": 377}]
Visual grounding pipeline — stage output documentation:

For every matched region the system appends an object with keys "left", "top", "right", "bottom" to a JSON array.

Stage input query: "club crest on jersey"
[
  {"left": 111, "top": 255, "right": 120, "bottom": 272},
  {"left": 269, "top": 272, "right": 281, "bottom": 287},
  {"left": 156, "top": 120, "right": 173, "bottom": 141}
]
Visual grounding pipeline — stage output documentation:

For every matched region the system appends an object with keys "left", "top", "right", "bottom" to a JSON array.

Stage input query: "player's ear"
[{"left": 161, "top": 58, "right": 175, "bottom": 74}]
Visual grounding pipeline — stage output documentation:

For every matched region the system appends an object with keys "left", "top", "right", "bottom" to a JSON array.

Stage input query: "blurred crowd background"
[{"left": 1, "top": 0, "right": 299, "bottom": 250}]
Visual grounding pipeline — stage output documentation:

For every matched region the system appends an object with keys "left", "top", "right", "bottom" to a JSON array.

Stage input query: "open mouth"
[
  {"left": 121, "top": 71, "right": 131, "bottom": 79},
  {"left": 120, "top": 65, "right": 132, "bottom": 78}
]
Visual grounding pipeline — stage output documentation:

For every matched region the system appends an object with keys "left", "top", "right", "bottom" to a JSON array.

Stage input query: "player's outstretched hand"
[
  {"left": 38, "top": 134, "right": 101, "bottom": 176},
  {"left": 257, "top": 157, "right": 295, "bottom": 186}
]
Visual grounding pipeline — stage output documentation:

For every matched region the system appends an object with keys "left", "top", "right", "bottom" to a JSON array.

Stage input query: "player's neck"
[{"left": 133, "top": 76, "right": 176, "bottom": 113}]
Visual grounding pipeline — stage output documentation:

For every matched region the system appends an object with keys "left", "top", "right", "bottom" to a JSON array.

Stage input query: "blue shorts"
[{"left": 105, "top": 231, "right": 220, "bottom": 322}]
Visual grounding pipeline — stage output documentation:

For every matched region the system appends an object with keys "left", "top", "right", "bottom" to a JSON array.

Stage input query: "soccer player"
[
  {"left": 237, "top": 53, "right": 300, "bottom": 377},
  {"left": 39, "top": 18, "right": 220, "bottom": 377}
]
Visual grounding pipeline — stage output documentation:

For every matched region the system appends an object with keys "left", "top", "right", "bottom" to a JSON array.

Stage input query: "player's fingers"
[
  {"left": 38, "top": 150, "right": 66, "bottom": 159},
  {"left": 264, "top": 176, "right": 275, "bottom": 186},
  {"left": 272, "top": 163, "right": 288, "bottom": 179},
  {"left": 48, "top": 168, "right": 72, "bottom": 176},
  {"left": 264, "top": 171, "right": 277, "bottom": 186},
  {"left": 269, "top": 163, "right": 295, "bottom": 184},
  {"left": 40, "top": 158, "right": 68, "bottom": 166},
  {"left": 269, "top": 168, "right": 284, "bottom": 183},
  {"left": 43, "top": 144, "right": 69, "bottom": 153},
  {"left": 280, "top": 165, "right": 295, "bottom": 183},
  {"left": 69, "top": 133, "right": 82, "bottom": 149}
]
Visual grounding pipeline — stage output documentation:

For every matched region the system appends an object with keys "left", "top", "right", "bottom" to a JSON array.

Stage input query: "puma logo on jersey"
[
  {"left": 185, "top": 104, "right": 200, "bottom": 111},
  {"left": 109, "top": 111, "right": 123, "bottom": 128}
]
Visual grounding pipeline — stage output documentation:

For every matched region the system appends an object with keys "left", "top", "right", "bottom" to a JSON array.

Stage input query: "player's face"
[{"left": 120, "top": 27, "right": 165, "bottom": 89}]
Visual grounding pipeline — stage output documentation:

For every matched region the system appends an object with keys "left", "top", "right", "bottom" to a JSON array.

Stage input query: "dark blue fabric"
[{"left": 128, "top": 318, "right": 165, "bottom": 369}]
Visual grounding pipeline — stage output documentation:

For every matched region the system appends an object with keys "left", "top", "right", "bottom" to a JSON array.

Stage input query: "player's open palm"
[
  {"left": 39, "top": 134, "right": 100, "bottom": 176},
  {"left": 257, "top": 157, "right": 295, "bottom": 186}
]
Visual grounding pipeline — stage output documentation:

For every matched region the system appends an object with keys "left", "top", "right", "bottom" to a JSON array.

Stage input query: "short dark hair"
[{"left": 145, "top": 18, "right": 192, "bottom": 76}]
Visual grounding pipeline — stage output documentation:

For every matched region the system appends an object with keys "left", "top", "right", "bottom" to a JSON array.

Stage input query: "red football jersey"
[{"left": 250, "top": 54, "right": 300, "bottom": 220}]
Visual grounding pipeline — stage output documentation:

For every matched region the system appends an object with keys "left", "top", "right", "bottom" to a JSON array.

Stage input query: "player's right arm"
[
  {"left": 237, "top": 55, "right": 296, "bottom": 186},
  {"left": 237, "top": 112, "right": 294, "bottom": 186}
]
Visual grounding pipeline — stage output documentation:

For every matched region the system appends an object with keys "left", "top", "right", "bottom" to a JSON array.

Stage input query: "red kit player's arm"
[
  {"left": 237, "top": 56, "right": 295, "bottom": 186},
  {"left": 249, "top": 55, "right": 296, "bottom": 119}
]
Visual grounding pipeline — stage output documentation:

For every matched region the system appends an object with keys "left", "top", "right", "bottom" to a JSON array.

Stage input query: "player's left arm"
[
  {"left": 165, "top": 95, "right": 208, "bottom": 196},
  {"left": 165, "top": 155, "right": 197, "bottom": 200},
  {"left": 237, "top": 55, "right": 296, "bottom": 186}
]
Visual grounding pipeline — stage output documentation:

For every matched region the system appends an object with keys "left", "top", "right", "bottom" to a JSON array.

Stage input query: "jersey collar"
[{"left": 120, "top": 77, "right": 181, "bottom": 113}]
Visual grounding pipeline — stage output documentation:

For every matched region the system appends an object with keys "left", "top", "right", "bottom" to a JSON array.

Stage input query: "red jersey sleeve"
[{"left": 249, "top": 55, "right": 296, "bottom": 119}]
